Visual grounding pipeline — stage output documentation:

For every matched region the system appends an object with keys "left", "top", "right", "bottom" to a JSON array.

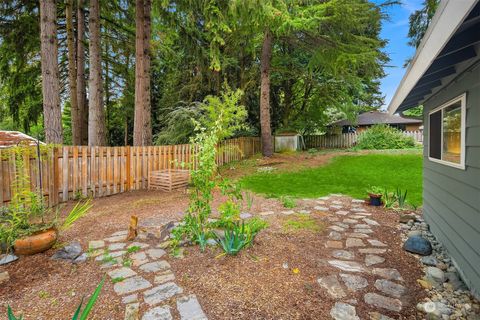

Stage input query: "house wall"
[
  {"left": 422, "top": 65, "right": 480, "bottom": 297},
  {"left": 406, "top": 123, "right": 422, "bottom": 131}
]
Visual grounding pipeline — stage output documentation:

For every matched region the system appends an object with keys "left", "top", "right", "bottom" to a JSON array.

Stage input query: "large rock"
[
  {"left": 340, "top": 274, "right": 368, "bottom": 291},
  {"left": 51, "top": 241, "right": 82, "bottom": 261},
  {"left": 403, "top": 236, "right": 432, "bottom": 256},
  {"left": 113, "top": 276, "right": 152, "bottom": 295},
  {"left": 330, "top": 302, "right": 360, "bottom": 320},
  {"left": 364, "top": 293, "right": 402, "bottom": 312},
  {"left": 328, "top": 260, "right": 365, "bottom": 273},
  {"left": 143, "top": 282, "right": 183, "bottom": 306},
  {"left": 425, "top": 267, "right": 445, "bottom": 287},
  {"left": 317, "top": 275, "right": 346, "bottom": 298},
  {"left": 0, "top": 254, "right": 18, "bottom": 265},
  {"left": 176, "top": 295, "right": 208, "bottom": 320},
  {"left": 142, "top": 306, "right": 172, "bottom": 320},
  {"left": 374, "top": 279, "right": 407, "bottom": 298}
]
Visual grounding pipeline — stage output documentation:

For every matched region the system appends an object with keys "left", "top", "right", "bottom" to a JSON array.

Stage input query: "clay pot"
[{"left": 13, "top": 228, "right": 58, "bottom": 255}]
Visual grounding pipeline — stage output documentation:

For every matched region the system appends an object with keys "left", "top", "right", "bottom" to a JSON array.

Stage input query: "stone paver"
[
  {"left": 363, "top": 218, "right": 379, "bottom": 226},
  {"left": 317, "top": 275, "right": 346, "bottom": 298},
  {"left": 122, "top": 294, "right": 139, "bottom": 304},
  {"left": 108, "top": 267, "right": 137, "bottom": 279},
  {"left": 114, "top": 276, "right": 152, "bottom": 295},
  {"left": 142, "top": 306, "right": 172, "bottom": 320},
  {"left": 329, "top": 226, "right": 346, "bottom": 232},
  {"left": 347, "top": 233, "right": 369, "bottom": 238},
  {"left": 367, "top": 239, "right": 387, "bottom": 247},
  {"left": 374, "top": 279, "right": 407, "bottom": 299},
  {"left": 372, "top": 268, "right": 404, "bottom": 281},
  {"left": 111, "top": 230, "right": 129, "bottom": 237},
  {"left": 359, "top": 248, "right": 387, "bottom": 254},
  {"left": 331, "top": 200, "right": 342, "bottom": 205},
  {"left": 96, "top": 250, "right": 126, "bottom": 261},
  {"left": 334, "top": 222, "right": 349, "bottom": 228},
  {"left": 89, "top": 240, "right": 105, "bottom": 250},
  {"left": 328, "top": 260, "right": 365, "bottom": 273},
  {"left": 108, "top": 243, "right": 127, "bottom": 251},
  {"left": 353, "top": 224, "right": 370, "bottom": 229},
  {"left": 340, "top": 273, "right": 368, "bottom": 291},
  {"left": 328, "top": 231, "right": 343, "bottom": 240},
  {"left": 365, "top": 254, "right": 385, "bottom": 266},
  {"left": 131, "top": 252, "right": 149, "bottom": 266},
  {"left": 335, "top": 210, "right": 350, "bottom": 216},
  {"left": 104, "top": 235, "right": 126, "bottom": 242},
  {"left": 343, "top": 219, "right": 358, "bottom": 224},
  {"left": 139, "top": 260, "right": 171, "bottom": 273},
  {"left": 314, "top": 206, "right": 329, "bottom": 211},
  {"left": 143, "top": 282, "right": 183, "bottom": 306},
  {"left": 177, "top": 295, "right": 208, "bottom": 320},
  {"left": 281, "top": 210, "right": 295, "bottom": 215},
  {"left": 364, "top": 292, "right": 402, "bottom": 312},
  {"left": 346, "top": 238, "right": 365, "bottom": 248},
  {"left": 330, "top": 302, "right": 360, "bottom": 320},
  {"left": 351, "top": 208, "right": 367, "bottom": 213},
  {"left": 155, "top": 270, "right": 176, "bottom": 284},
  {"left": 125, "top": 303, "right": 139, "bottom": 320},
  {"left": 353, "top": 228, "right": 373, "bottom": 234},
  {"left": 332, "top": 250, "right": 355, "bottom": 260},
  {"left": 146, "top": 248, "right": 167, "bottom": 260},
  {"left": 259, "top": 211, "right": 274, "bottom": 216},
  {"left": 128, "top": 242, "right": 150, "bottom": 249},
  {"left": 326, "top": 241, "right": 343, "bottom": 249},
  {"left": 330, "top": 205, "right": 343, "bottom": 210}
]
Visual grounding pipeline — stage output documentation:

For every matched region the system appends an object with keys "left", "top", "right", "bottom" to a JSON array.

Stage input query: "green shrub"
[
  {"left": 355, "top": 124, "right": 416, "bottom": 150},
  {"left": 280, "top": 196, "right": 296, "bottom": 208}
]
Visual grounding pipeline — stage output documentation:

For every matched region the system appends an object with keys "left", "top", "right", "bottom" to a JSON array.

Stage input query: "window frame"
[{"left": 428, "top": 93, "right": 466, "bottom": 170}]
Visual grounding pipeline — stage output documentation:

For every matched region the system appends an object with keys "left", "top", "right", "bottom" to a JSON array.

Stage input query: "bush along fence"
[
  {"left": 303, "top": 130, "right": 423, "bottom": 149},
  {"left": 0, "top": 136, "right": 260, "bottom": 206}
]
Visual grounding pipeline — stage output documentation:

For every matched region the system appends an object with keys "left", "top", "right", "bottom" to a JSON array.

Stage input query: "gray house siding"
[{"left": 422, "top": 65, "right": 480, "bottom": 297}]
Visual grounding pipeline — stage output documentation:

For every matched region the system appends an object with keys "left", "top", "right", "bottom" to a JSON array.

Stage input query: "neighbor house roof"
[
  {"left": 331, "top": 111, "right": 422, "bottom": 127},
  {"left": 388, "top": 0, "right": 480, "bottom": 114},
  {"left": 0, "top": 131, "right": 43, "bottom": 148}
]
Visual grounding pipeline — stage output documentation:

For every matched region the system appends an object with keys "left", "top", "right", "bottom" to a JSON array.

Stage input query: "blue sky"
[{"left": 377, "top": 0, "right": 423, "bottom": 109}]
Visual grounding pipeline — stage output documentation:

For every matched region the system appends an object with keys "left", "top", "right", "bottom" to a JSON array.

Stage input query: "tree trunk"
[
  {"left": 133, "top": 0, "right": 152, "bottom": 146},
  {"left": 66, "top": 0, "right": 80, "bottom": 145},
  {"left": 77, "top": 0, "right": 88, "bottom": 145},
  {"left": 87, "top": 0, "right": 106, "bottom": 146},
  {"left": 40, "top": 0, "right": 63, "bottom": 144},
  {"left": 260, "top": 28, "right": 273, "bottom": 157}
]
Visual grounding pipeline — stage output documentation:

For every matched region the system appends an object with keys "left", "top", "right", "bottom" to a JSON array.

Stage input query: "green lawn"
[{"left": 241, "top": 153, "right": 423, "bottom": 206}]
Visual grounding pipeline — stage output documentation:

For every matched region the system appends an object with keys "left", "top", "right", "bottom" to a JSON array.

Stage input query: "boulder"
[
  {"left": 420, "top": 256, "right": 438, "bottom": 266},
  {"left": 426, "top": 267, "right": 445, "bottom": 287},
  {"left": 0, "top": 253, "right": 18, "bottom": 266},
  {"left": 403, "top": 236, "right": 432, "bottom": 256},
  {"left": 51, "top": 241, "right": 82, "bottom": 261},
  {"left": 399, "top": 214, "right": 417, "bottom": 223}
]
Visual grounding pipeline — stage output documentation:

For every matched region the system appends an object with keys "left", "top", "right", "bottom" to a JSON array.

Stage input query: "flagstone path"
[{"left": 89, "top": 231, "right": 207, "bottom": 320}]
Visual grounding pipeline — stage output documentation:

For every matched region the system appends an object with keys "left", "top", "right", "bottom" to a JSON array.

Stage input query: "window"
[{"left": 428, "top": 93, "right": 466, "bottom": 169}]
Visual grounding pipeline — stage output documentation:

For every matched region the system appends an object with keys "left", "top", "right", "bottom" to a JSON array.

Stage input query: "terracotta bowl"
[{"left": 13, "top": 228, "right": 58, "bottom": 255}]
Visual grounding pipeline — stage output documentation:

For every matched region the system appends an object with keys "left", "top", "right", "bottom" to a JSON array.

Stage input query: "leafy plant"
[
  {"left": 126, "top": 245, "right": 141, "bottom": 254},
  {"left": 395, "top": 188, "right": 408, "bottom": 208},
  {"left": 280, "top": 196, "right": 296, "bottom": 208},
  {"left": 7, "top": 277, "right": 105, "bottom": 320},
  {"left": 61, "top": 199, "right": 93, "bottom": 231},
  {"left": 244, "top": 191, "right": 254, "bottom": 211},
  {"left": 111, "top": 277, "right": 124, "bottom": 284},
  {"left": 355, "top": 124, "right": 416, "bottom": 150},
  {"left": 367, "top": 186, "right": 383, "bottom": 195},
  {"left": 382, "top": 189, "right": 397, "bottom": 208},
  {"left": 215, "top": 219, "right": 267, "bottom": 256}
]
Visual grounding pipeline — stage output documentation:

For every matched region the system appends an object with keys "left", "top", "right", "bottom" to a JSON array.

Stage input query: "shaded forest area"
[{"left": 0, "top": 0, "right": 396, "bottom": 153}]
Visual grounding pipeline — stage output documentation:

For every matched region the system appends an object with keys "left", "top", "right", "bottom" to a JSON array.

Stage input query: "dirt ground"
[{"left": 0, "top": 151, "right": 426, "bottom": 319}]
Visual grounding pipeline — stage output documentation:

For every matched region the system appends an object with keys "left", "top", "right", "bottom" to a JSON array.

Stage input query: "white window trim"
[{"left": 428, "top": 93, "right": 466, "bottom": 170}]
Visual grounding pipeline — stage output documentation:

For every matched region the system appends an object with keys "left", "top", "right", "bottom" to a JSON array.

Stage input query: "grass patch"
[
  {"left": 283, "top": 214, "right": 324, "bottom": 232},
  {"left": 280, "top": 196, "right": 296, "bottom": 208},
  {"left": 241, "top": 153, "right": 423, "bottom": 206}
]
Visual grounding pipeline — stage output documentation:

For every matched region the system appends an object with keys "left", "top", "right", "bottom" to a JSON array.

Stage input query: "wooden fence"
[
  {"left": 0, "top": 136, "right": 260, "bottom": 206},
  {"left": 304, "top": 130, "right": 423, "bottom": 149}
]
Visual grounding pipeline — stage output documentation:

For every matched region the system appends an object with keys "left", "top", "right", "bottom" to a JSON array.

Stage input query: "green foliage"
[
  {"left": 402, "top": 106, "right": 423, "bottom": 118},
  {"left": 215, "top": 220, "right": 263, "bottom": 256},
  {"left": 280, "top": 196, "right": 296, "bottom": 209},
  {"left": 126, "top": 246, "right": 141, "bottom": 254},
  {"left": 241, "top": 153, "right": 423, "bottom": 206},
  {"left": 7, "top": 277, "right": 104, "bottom": 320},
  {"left": 355, "top": 125, "right": 416, "bottom": 150},
  {"left": 366, "top": 186, "right": 383, "bottom": 195},
  {"left": 111, "top": 277, "right": 124, "bottom": 284},
  {"left": 61, "top": 199, "right": 92, "bottom": 231}
]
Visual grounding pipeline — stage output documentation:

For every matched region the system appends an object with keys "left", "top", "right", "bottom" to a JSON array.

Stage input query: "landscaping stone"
[
  {"left": 332, "top": 250, "right": 355, "bottom": 260},
  {"left": 298, "top": 209, "right": 311, "bottom": 214},
  {"left": 367, "top": 239, "right": 387, "bottom": 247},
  {"left": 111, "top": 230, "right": 129, "bottom": 237},
  {"left": 365, "top": 254, "right": 385, "bottom": 266},
  {"left": 281, "top": 210, "right": 295, "bottom": 215},
  {"left": 128, "top": 242, "right": 150, "bottom": 249},
  {"left": 362, "top": 218, "right": 379, "bottom": 226},
  {"left": 346, "top": 238, "right": 365, "bottom": 248},
  {"left": 403, "top": 236, "right": 432, "bottom": 256},
  {"left": 154, "top": 270, "right": 175, "bottom": 284},
  {"left": 240, "top": 212, "right": 252, "bottom": 219},
  {"left": 131, "top": 252, "right": 149, "bottom": 266},
  {"left": 146, "top": 248, "right": 166, "bottom": 260},
  {"left": 372, "top": 268, "right": 404, "bottom": 281},
  {"left": 329, "top": 226, "right": 346, "bottom": 232},
  {"left": 335, "top": 210, "right": 350, "bottom": 216},
  {"left": 176, "top": 295, "right": 208, "bottom": 320},
  {"left": 108, "top": 267, "right": 137, "bottom": 279},
  {"left": 350, "top": 215, "right": 367, "bottom": 219},
  {"left": 330, "top": 205, "right": 343, "bottom": 209},
  {"left": 340, "top": 273, "right": 368, "bottom": 291},
  {"left": 351, "top": 199, "right": 365, "bottom": 203},
  {"left": 143, "top": 282, "right": 183, "bottom": 306},
  {"left": 353, "top": 224, "right": 370, "bottom": 229},
  {"left": 100, "top": 257, "right": 123, "bottom": 268},
  {"left": 142, "top": 306, "right": 172, "bottom": 320},
  {"left": 108, "top": 243, "right": 127, "bottom": 251},
  {"left": 330, "top": 302, "right": 360, "bottom": 320},
  {"left": 114, "top": 276, "right": 152, "bottom": 295},
  {"left": 124, "top": 303, "right": 139, "bottom": 320},
  {"left": 328, "top": 231, "right": 343, "bottom": 241},
  {"left": 347, "top": 233, "right": 369, "bottom": 238},
  {"left": 0, "top": 271, "right": 9, "bottom": 283},
  {"left": 122, "top": 294, "right": 138, "bottom": 304},
  {"left": 0, "top": 254, "right": 18, "bottom": 266},
  {"left": 364, "top": 293, "right": 402, "bottom": 312},
  {"left": 343, "top": 219, "right": 358, "bottom": 224},
  {"left": 332, "top": 200, "right": 342, "bottom": 205},
  {"left": 445, "top": 272, "right": 467, "bottom": 291},
  {"left": 139, "top": 260, "right": 171, "bottom": 273},
  {"left": 314, "top": 206, "right": 329, "bottom": 211},
  {"left": 88, "top": 240, "right": 105, "bottom": 250},
  {"left": 95, "top": 250, "right": 126, "bottom": 261},
  {"left": 351, "top": 208, "right": 367, "bottom": 212},
  {"left": 425, "top": 267, "right": 445, "bottom": 286},
  {"left": 325, "top": 241, "right": 343, "bottom": 249},
  {"left": 368, "top": 312, "right": 395, "bottom": 320},
  {"left": 259, "top": 211, "right": 274, "bottom": 216},
  {"left": 328, "top": 260, "right": 365, "bottom": 273},
  {"left": 334, "top": 222, "right": 349, "bottom": 228},
  {"left": 407, "top": 230, "right": 422, "bottom": 238},
  {"left": 51, "top": 241, "right": 82, "bottom": 261},
  {"left": 399, "top": 214, "right": 417, "bottom": 223},
  {"left": 420, "top": 256, "right": 438, "bottom": 266},
  {"left": 73, "top": 253, "right": 88, "bottom": 264},
  {"left": 353, "top": 228, "right": 373, "bottom": 234},
  {"left": 358, "top": 248, "right": 387, "bottom": 254},
  {"left": 317, "top": 275, "right": 346, "bottom": 298},
  {"left": 104, "top": 235, "right": 126, "bottom": 242},
  {"left": 374, "top": 279, "right": 407, "bottom": 298}
]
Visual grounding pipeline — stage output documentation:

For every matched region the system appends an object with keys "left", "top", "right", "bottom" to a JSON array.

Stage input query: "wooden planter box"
[{"left": 148, "top": 169, "right": 190, "bottom": 192}]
